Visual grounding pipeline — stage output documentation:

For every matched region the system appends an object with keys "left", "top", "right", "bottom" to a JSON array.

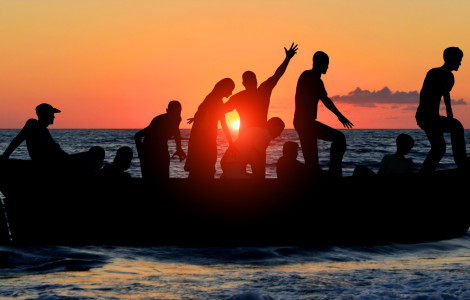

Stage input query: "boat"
[{"left": 0, "top": 159, "right": 469, "bottom": 246}]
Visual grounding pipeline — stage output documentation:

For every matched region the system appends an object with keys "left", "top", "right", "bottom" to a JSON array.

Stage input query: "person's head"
[
  {"left": 167, "top": 100, "right": 182, "bottom": 117},
  {"left": 88, "top": 146, "right": 106, "bottom": 170},
  {"left": 266, "top": 117, "right": 285, "bottom": 139},
  {"left": 113, "top": 146, "right": 133, "bottom": 171},
  {"left": 36, "top": 103, "right": 61, "bottom": 126},
  {"left": 443, "top": 47, "right": 463, "bottom": 71},
  {"left": 282, "top": 141, "right": 299, "bottom": 159},
  {"left": 396, "top": 133, "right": 414, "bottom": 156},
  {"left": 312, "top": 51, "right": 329, "bottom": 74},
  {"left": 213, "top": 78, "right": 235, "bottom": 98},
  {"left": 242, "top": 71, "right": 257, "bottom": 90}
]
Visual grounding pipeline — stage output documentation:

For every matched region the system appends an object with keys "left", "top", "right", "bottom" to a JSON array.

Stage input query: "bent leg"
[
  {"left": 294, "top": 120, "right": 319, "bottom": 175},
  {"left": 420, "top": 129, "right": 446, "bottom": 173},
  {"left": 315, "top": 122, "right": 346, "bottom": 177},
  {"left": 446, "top": 118, "right": 467, "bottom": 168}
]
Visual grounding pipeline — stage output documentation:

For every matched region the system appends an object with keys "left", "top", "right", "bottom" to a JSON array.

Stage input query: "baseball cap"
[{"left": 36, "top": 103, "right": 61, "bottom": 115}]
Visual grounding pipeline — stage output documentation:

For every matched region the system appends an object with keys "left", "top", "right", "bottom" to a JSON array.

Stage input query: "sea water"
[{"left": 1, "top": 129, "right": 470, "bottom": 299}]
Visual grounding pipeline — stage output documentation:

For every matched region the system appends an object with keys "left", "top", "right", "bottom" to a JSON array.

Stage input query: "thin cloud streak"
[{"left": 331, "top": 87, "right": 466, "bottom": 107}]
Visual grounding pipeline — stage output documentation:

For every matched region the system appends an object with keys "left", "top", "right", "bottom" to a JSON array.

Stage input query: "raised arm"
[
  {"left": 320, "top": 95, "right": 354, "bottom": 129},
  {"left": 1, "top": 119, "right": 34, "bottom": 159},
  {"left": 265, "top": 43, "right": 298, "bottom": 88}
]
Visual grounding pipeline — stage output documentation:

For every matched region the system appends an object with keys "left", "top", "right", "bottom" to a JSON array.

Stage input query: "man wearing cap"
[{"left": 1, "top": 103, "right": 103, "bottom": 172}]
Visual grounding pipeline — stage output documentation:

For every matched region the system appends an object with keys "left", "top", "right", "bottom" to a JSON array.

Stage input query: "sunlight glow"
[{"left": 232, "top": 120, "right": 240, "bottom": 130}]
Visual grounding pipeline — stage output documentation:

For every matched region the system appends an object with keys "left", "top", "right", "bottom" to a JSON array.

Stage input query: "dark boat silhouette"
[{"left": 0, "top": 159, "right": 468, "bottom": 246}]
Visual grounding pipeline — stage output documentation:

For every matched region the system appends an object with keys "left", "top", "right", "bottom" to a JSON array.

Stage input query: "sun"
[{"left": 232, "top": 119, "right": 240, "bottom": 130}]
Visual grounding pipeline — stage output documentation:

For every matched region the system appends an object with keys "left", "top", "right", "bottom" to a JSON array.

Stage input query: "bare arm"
[
  {"left": 1, "top": 120, "right": 34, "bottom": 159},
  {"left": 320, "top": 95, "right": 354, "bottom": 129},
  {"left": 134, "top": 127, "right": 148, "bottom": 159},
  {"left": 172, "top": 128, "right": 186, "bottom": 162},
  {"left": 265, "top": 43, "right": 298, "bottom": 88},
  {"left": 220, "top": 115, "right": 234, "bottom": 147},
  {"left": 444, "top": 92, "right": 453, "bottom": 118}
]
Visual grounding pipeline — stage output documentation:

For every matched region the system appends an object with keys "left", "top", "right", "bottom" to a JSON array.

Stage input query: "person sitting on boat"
[
  {"left": 0, "top": 103, "right": 105, "bottom": 174},
  {"left": 134, "top": 100, "right": 186, "bottom": 181},
  {"left": 416, "top": 47, "right": 468, "bottom": 173},
  {"left": 221, "top": 117, "right": 285, "bottom": 179},
  {"left": 100, "top": 146, "right": 133, "bottom": 178},
  {"left": 353, "top": 133, "right": 415, "bottom": 177},
  {"left": 378, "top": 134, "right": 415, "bottom": 175},
  {"left": 276, "top": 141, "right": 307, "bottom": 180}
]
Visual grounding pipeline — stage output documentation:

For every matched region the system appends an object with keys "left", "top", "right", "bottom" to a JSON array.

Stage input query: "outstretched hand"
[
  {"left": 284, "top": 43, "right": 298, "bottom": 59},
  {"left": 339, "top": 115, "right": 354, "bottom": 129}
]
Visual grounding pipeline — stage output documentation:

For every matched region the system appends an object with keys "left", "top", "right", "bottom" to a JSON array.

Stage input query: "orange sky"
[{"left": 1, "top": 0, "right": 469, "bottom": 129}]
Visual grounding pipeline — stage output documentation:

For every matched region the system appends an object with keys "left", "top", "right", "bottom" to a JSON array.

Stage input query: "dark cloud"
[{"left": 331, "top": 87, "right": 466, "bottom": 107}]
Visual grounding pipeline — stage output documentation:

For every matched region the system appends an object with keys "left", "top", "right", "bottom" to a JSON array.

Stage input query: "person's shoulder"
[
  {"left": 427, "top": 67, "right": 451, "bottom": 79},
  {"left": 299, "top": 69, "right": 314, "bottom": 79},
  {"left": 24, "top": 118, "right": 38, "bottom": 128}
]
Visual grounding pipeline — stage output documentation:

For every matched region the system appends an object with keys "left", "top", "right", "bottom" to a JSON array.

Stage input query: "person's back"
[
  {"left": 294, "top": 69, "right": 326, "bottom": 123},
  {"left": 378, "top": 134, "right": 414, "bottom": 175},
  {"left": 101, "top": 146, "right": 133, "bottom": 178},
  {"left": 221, "top": 127, "right": 272, "bottom": 179},
  {"left": 24, "top": 118, "right": 67, "bottom": 163},
  {"left": 135, "top": 100, "right": 185, "bottom": 180},
  {"left": 276, "top": 141, "right": 307, "bottom": 180},
  {"left": 417, "top": 67, "right": 454, "bottom": 123},
  {"left": 142, "top": 113, "right": 180, "bottom": 155}
]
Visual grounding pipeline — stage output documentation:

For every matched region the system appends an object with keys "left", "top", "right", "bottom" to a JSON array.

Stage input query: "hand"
[
  {"left": 172, "top": 148, "right": 187, "bottom": 162},
  {"left": 284, "top": 43, "right": 298, "bottom": 59},
  {"left": 338, "top": 115, "right": 353, "bottom": 129},
  {"left": 187, "top": 117, "right": 194, "bottom": 125}
]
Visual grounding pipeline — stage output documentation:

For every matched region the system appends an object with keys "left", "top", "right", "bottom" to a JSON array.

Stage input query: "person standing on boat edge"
[
  {"left": 0, "top": 103, "right": 105, "bottom": 174},
  {"left": 224, "top": 43, "right": 298, "bottom": 138},
  {"left": 134, "top": 100, "right": 186, "bottom": 181},
  {"left": 294, "top": 51, "right": 354, "bottom": 177},
  {"left": 184, "top": 78, "right": 235, "bottom": 179},
  {"left": 416, "top": 47, "right": 468, "bottom": 173}
]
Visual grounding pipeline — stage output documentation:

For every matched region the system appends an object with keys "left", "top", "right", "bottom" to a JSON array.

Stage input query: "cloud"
[{"left": 331, "top": 87, "right": 466, "bottom": 107}]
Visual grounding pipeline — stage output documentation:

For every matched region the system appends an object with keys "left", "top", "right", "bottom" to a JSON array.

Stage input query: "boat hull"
[{"left": 1, "top": 159, "right": 469, "bottom": 246}]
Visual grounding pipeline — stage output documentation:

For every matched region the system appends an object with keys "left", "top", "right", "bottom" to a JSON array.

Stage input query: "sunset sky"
[{"left": 1, "top": 0, "right": 469, "bottom": 129}]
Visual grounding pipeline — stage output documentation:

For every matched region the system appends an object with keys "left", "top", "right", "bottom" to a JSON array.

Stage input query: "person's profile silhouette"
[
  {"left": 134, "top": 100, "right": 186, "bottom": 181},
  {"left": 184, "top": 78, "right": 235, "bottom": 179},
  {"left": 416, "top": 47, "right": 468, "bottom": 173},
  {"left": 294, "top": 51, "right": 353, "bottom": 177}
]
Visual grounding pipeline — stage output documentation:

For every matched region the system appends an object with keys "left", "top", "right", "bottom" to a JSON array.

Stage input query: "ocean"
[{"left": 1, "top": 129, "right": 470, "bottom": 299}]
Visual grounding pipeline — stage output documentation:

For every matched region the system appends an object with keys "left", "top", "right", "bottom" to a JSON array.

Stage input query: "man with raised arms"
[
  {"left": 294, "top": 51, "right": 353, "bottom": 177},
  {"left": 224, "top": 43, "right": 298, "bottom": 137}
]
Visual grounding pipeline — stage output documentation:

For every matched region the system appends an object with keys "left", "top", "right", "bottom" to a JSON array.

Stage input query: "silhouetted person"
[
  {"left": 134, "top": 100, "right": 186, "bottom": 181},
  {"left": 0, "top": 103, "right": 104, "bottom": 173},
  {"left": 354, "top": 133, "right": 416, "bottom": 177},
  {"left": 100, "top": 146, "right": 133, "bottom": 178},
  {"left": 224, "top": 43, "right": 298, "bottom": 137},
  {"left": 378, "top": 134, "right": 415, "bottom": 175},
  {"left": 221, "top": 117, "right": 285, "bottom": 179},
  {"left": 294, "top": 51, "right": 353, "bottom": 177},
  {"left": 416, "top": 47, "right": 467, "bottom": 173},
  {"left": 276, "top": 141, "right": 307, "bottom": 180},
  {"left": 184, "top": 78, "right": 235, "bottom": 179}
]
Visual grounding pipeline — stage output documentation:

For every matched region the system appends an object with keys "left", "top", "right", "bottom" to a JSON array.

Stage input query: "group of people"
[{"left": 1, "top": 45, "right": 467, "bottom": 180}]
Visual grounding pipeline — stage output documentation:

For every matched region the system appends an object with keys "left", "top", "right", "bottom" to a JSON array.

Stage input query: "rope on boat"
[{"left": 0, "top": 197, "right": 13, "bottom": 243}]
